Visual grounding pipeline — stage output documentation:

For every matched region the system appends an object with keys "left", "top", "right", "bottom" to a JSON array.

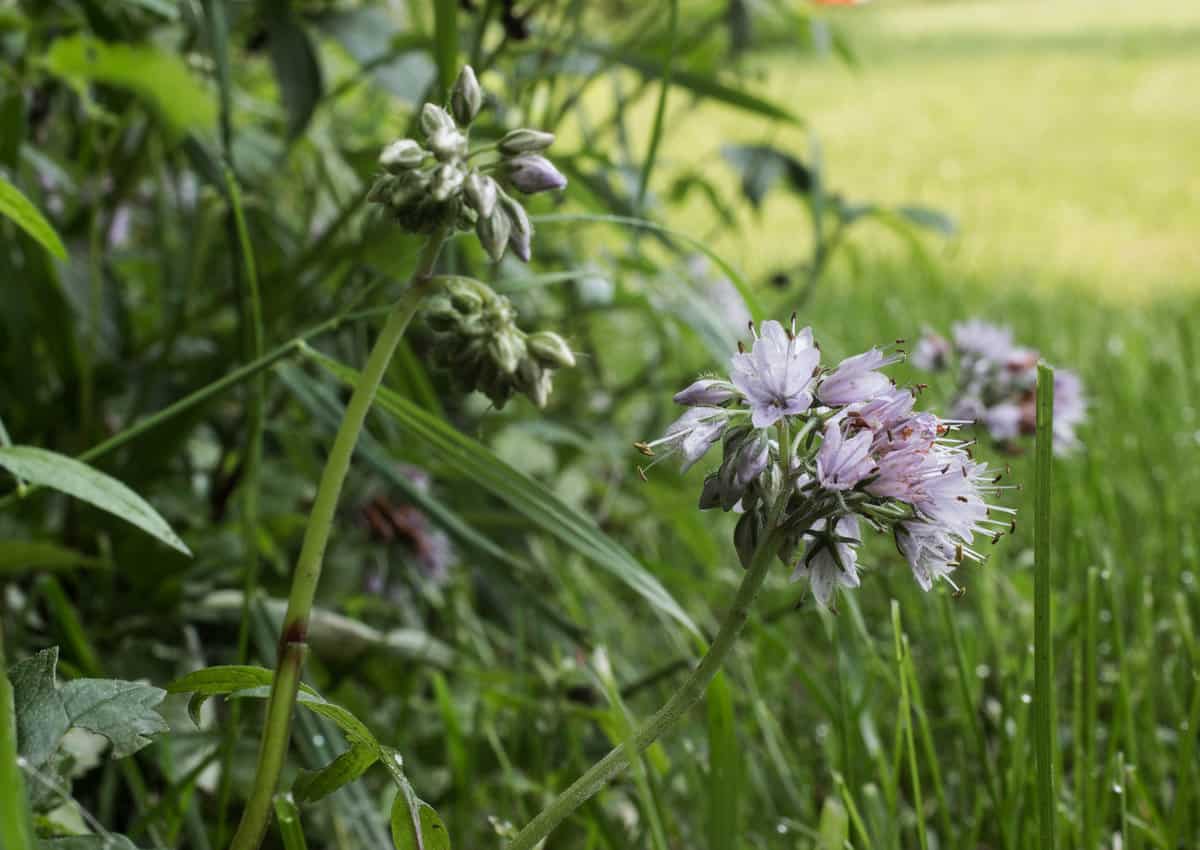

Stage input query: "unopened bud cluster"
[
  {"left": 368, "top": 66, "right": 567, "bottom": 263},
  {"left": 639, "top": 317, "right": 1017, "bottom": 609},
  {"left": 424, "top": 277, "right": 575, "bottom": 408}
]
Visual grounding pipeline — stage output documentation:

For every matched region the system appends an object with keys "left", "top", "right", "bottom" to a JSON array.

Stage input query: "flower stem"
[
  {"left": 505, "top": 532, "right": 779, "bottom": 850},
  {"left": 228, "top": 231, "right": 446, "bottom": 850}
]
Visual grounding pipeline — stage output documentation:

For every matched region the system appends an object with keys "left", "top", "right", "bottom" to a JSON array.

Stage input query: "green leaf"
[
  {"left": 295, "top": 690, "right": 379, "bottom": 751},
  {"left": 0, "top": 446, "right": 191, "bottom": 555},
  {"left": 895, "top": 204, "right": 958, "bottom": 236},
  {"left": 0, "top": 541, "right": 103, "bottom": 575},
  {"left": 166, "top": 664, "right": 320, "bottom": 727},
  {"left": 581, "top": 43, "right": 802, "bottom": 125},
  {"left": 265, "top": 1, "right": 324, "bottom": 139},
  {"left": 0, "top": 175, "right": 66, "bottom": 260},
  {"left": 721, "top": 143, "right": 813, "bottom": 208},
  {"left": 706, "top": 671, "right": 741, "bottom": 850},
  {"left": 8, "top": 648, "right": 70, "bottom": 768},
  {"left": 40, "top": 34, "right": 217, "bottom": 136},
  {"left": 60, "top": 678, "right": 168, "bottom": 758},
  {"left": 293, "top": 744, "right": 379, "bottom": 803},
  {"left": 308, "top": 352, "right": 700, "bottom": 638},
  {"left": 390, "top": 796, "right": 451, "bottom": 850}
]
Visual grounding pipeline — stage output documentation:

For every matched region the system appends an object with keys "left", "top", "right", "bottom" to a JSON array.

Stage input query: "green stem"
[
  {"left": 228, "top": 231, "right": 446, "bottom": 850},
  {"left": 0, "top": 627, "right": 35, "bottom": 850},
  {"left": 505, "top": 531, "right": 779, "bottom": 850},
  {"left": 1033, "top": 361, "right": 1056, "bottom": 850}
]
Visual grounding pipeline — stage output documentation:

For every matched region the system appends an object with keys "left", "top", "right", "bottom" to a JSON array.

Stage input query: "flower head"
[
  {"left": 816, "top": 422, "right": 875, "bottom": 491},
  {"left": 730, "top": 319, "right": 820, "bottom": 429}
]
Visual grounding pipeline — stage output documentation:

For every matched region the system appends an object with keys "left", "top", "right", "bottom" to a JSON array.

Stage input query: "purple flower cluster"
[
  {"left": 638, "top": 318, "right": 1013, "bottom": 609},
  {"left": 913, "top": 319, "right": 1087, "bottom": 454}
]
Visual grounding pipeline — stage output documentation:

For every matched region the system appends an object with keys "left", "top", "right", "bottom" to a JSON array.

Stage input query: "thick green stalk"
[
  {"left": 228, "top": 231, "right": 446, "bottom": 850},
  {"left": 1033, "top": 361, "right": 1056, "bottom": 850},
  {"left": 505, "top": 532, "right": 779, "bottom": 850}
]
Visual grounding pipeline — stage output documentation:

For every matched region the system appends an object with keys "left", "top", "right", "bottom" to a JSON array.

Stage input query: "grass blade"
[
  {"left": 636, "top": 0, "right": 677, "bottom": 211},
  {"left": 0, "top": 629, "right": 35, "bottom": 850},
  {"left": 0, "top": 174, "right": 66, "bottom": 260},
  {"left": 1034, "top": 361, "right": 1056, "bottom": 850}
]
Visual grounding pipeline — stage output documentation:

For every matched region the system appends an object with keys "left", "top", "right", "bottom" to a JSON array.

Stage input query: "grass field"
[{"left": 659, "top": 0, "right": 1200, "bottom": 302}]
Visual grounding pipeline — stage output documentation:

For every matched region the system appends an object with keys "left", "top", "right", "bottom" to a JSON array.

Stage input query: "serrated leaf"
[
  {"left": 390, "top": 796, "right": 450, "bottom": 850},
  {"left": 8, "top": 648, "right": 70, "bottom": 768},
  {"left": 0, "top": 446, "right": 190, "bottom": 555},
  {"left": 293, "top": 744, "right": 379, "bottom": 803},
  {"left": 0, "top": 541, "right": 103, "bottom": 575},
  {"left": 40, "top": 34, "right": 216, "bottom": 136},
  {"left": 0, "top": 175, "right": 66, "bottom": 260},
  {"left": 60, "top": 678, "right": 168, "bottom": 758},
  {"left": 309, "top": 352, "right": 700, "bottom": 638}
]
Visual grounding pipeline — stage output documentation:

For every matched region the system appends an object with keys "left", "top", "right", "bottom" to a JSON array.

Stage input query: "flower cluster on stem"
[
  {"left": 912, "top": 319, "right": 1086, "bottom": 454},
  {"left": 367, "top": 66, "right": 566, "bottom": 261},
  {"left": 640, "top": 316, "right": 1015, "bottom": 608}
]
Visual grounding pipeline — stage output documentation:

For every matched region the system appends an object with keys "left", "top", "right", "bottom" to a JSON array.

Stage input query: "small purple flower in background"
[
  {"left": 910, "top": 330, "right": 951, "bottom": 371},
  {"left": 730, "top": 319, "right": 820, "bottom": 428},
  {"left": 914, "top": 318, "right": 1087, "bottom": 455},
  {"left": 638, "top": 316, "right": 1015, "bottom": 609}
]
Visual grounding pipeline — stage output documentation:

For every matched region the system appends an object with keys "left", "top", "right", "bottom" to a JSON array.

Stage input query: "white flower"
[
  {"left": 730, "top": 320, "right": 820, "bottom": 429},
  {"left": 817, "top": 348, "right": 900, "bottom": 406},
  {"left": 816, "top": 422, "right": 875, "bottom": 491},
  {"left": 791, "top": 516, "right": 861, "bottom": 608}
]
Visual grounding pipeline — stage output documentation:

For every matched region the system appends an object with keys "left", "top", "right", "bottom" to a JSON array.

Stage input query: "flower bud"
[
  {"left": 389, "top": 170, "right": 430, "bottom": 207},
  {"left": 488, "top": 328, "right": 526, "bottom": 375},
  {"left": 379, "top": 139, "right": 427, "bottom": 172},
  {"left": 515, "top": 357, "right": 553, "bottom": 408},
  {"left": 498, "top": 128, "right": 555, "bottom": 156},
  {"left": 420, "top": 104, "right": 457, "bottom": 140},
  {"left": 505, "top": 155, "right": 567, "bottom": 194},
  {"left": 428, "top": 126, "right": 467, "bottom": 162},
  {"left": 734, "top": 511, "right": 760, "bottom": 569},
  {"left": 451, "top": 65, "right": 483, "bottom": 126},
  {"left": 367, "top": 175, "right": 396, "bottom": 204},
  {"left": 464, "top": 171, "right": 498, "bottom": 218},
  {"left": 527, "top": 331, "right": 575, "bottom": 369},
  {"left": 476, "top": 207, "right": 512, "bottom": 262},
  {"left": 674, "top": 378, "right": 736, "bottom": 407},
  {"left": 500, "top": 193, "right": 533, "bottom": 262},
  {"left": 446, "top": 277, "right": 487, "bottom": 314},
  {"left": 699, "top": 473, "right": 722, "bottom": 510},
  {"left": 430, "top": 163, "right": 465, "bottom": 202},
  {"left": 422, "top": 295, "right": 459, "bottom": 332}
]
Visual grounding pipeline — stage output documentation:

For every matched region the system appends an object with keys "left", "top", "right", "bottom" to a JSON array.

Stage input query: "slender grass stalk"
[
  {"left": 504, "top": 527, "right": 783, "bottom": 850},
  {"left": 219, "top": 165, "right": 266, "bottom": 846},
  {"left": 0, "top": 627, "right": 35, "bottom": 850},
  {"left": 891, "top": 603, "right": 928, "bottom": 850},
  {"left": 228, "top": 230, "right": 447, "bottom": 850},
  {"left": 636, "top": 0, "right": 677, "bottom": 212},
  {"left": 1034, "top": 361, "right": 1056, "bottom": 850}
]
